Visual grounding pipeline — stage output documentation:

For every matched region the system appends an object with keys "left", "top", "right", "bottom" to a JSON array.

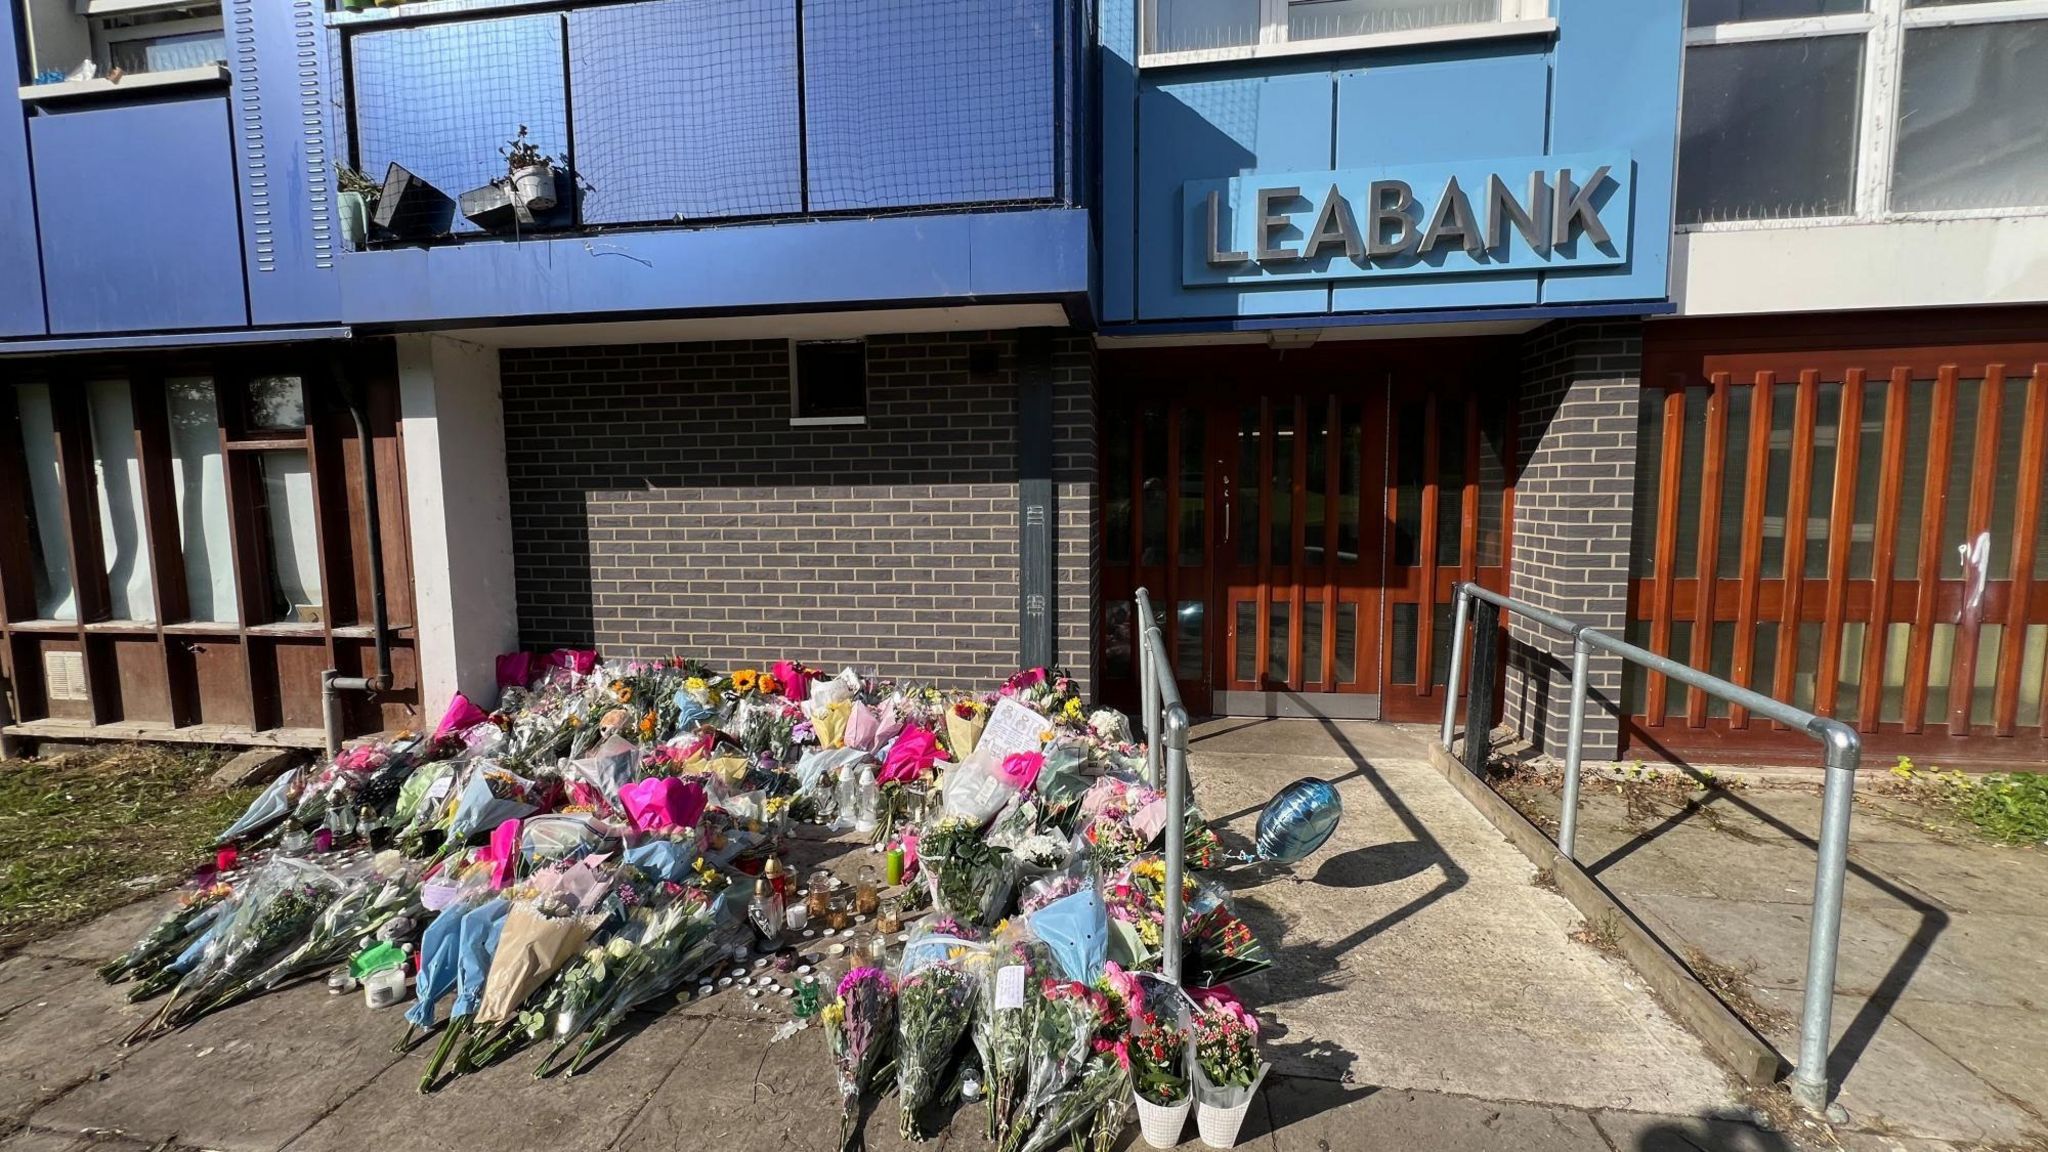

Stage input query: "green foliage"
[
  {"left": 1959, "top": 773, "right": 2048, "bottom": 845},
  {"left": 1891, "top": 756, "right": 2048, "bottom": 846}
]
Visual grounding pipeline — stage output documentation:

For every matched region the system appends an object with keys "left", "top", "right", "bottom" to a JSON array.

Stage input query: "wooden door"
[{"left": 1212, "top": 392, "right": 1387, "bottom": 717}]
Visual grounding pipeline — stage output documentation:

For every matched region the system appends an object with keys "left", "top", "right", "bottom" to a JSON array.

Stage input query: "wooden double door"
[{"left": 1098, "top": 344, "right": 1514, "bottom": 721}]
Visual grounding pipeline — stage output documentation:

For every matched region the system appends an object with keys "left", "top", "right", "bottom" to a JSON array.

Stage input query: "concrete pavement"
[
  {"left": 0, "top": 721, "right": 1766, "bottom": 1152},
  {"left": 1499, "top": 765, "right": 2048, "bottom": 1149}
]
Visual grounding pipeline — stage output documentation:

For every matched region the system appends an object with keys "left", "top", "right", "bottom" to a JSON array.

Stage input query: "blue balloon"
[{"left": 1254, "top": 778, "right": 1343, "bottom": 863}]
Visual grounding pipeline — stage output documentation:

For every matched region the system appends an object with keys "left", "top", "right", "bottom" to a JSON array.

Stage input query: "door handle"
[{"left": 1222, "top": 473, "right": 1231, "bottom": 544}]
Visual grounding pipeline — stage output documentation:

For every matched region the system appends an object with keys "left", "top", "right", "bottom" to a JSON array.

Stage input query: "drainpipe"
[{"left": 321, "top": 356, "right": 394, "bottom": 756}]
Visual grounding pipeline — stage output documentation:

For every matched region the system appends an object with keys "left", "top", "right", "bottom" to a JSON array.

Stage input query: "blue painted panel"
[
  {"left": 33, "top": 97, "right": 248, "bottom": 334},
  {"left": 804, "top": 0, "right": 1056, "bottom": 211},
  {"left": 1331, "top": 50, "right": 1547, "bottom": 312},
  {"left": 0, "top": 13, "right": 46, "bottom": 337},
  {"left": 336, "top": 207, "right": 1088, "bottom": 325},
  {"left": 350, "top": 13, "right": 568, "bottom": 234},
  {"left": 237, "top": 0, "right": 344, "bottom": 326},
  {"left": 1099, "top": 0, "right": 1138, "bottom": 321},
  {"left": 1136, "top": 71, "right": 1332, "bottom": 320},
  {"left": 1542, "top": 0, "right": 1682, "bottom": 305},
  {"left": 567, "top": 0, "right": 800, "bottom": 224}
]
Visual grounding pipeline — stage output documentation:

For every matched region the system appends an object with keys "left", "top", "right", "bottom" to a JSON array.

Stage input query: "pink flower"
[
  {"left": 1193, "top": 985, "right": 1260, "bottom": 1037},
  {"left": 1101, "top": 960, "right": 1143, "bottom": 1007}
]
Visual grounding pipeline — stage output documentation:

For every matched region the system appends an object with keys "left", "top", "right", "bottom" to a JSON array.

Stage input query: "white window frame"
[
  {"left": 1680, "top": 0, "right": 2048, "bottom": 231},
  {"left": 1138, "top": 0, "right": 1554, "bottom": 68},
  {"left": 787, "top": 338, "right": 869, "bottom": 428}
]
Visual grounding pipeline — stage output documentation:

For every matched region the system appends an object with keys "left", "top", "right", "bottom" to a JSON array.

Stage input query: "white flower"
[
  {"left": 1089, "top": 710, "right": 1128, "bottom": 743},
  {"left": 606, "top": 936, "right": 635, "bottom": 961}
]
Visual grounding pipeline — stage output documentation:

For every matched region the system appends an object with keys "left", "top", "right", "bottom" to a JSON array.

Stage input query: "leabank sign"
[{"left": 1182, "top": 152, "right": 1633, "bottom": 287}]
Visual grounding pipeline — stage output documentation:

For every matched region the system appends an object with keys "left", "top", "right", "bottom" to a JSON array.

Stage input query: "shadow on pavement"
[
  {"left": 1230, "top": 716, "right": 1469, "bottom": 1014},
  {"left": 1582, "top": 727, "right": 1951, "bottom": 1102}
]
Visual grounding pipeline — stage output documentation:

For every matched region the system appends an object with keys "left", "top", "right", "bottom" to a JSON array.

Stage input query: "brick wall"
[
  {"left": 500, "top": 331, "right": 1097, "bottom": 695},
  {"left": 1502, "top": 321, "right": 1642, "bottom": 757}
]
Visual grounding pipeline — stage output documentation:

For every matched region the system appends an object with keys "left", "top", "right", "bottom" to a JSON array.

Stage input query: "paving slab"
[
  {"left": 0, "top": 1129, "right": 158, "bottom": 1152},
  {"left": 1589, "top": 1108, "right": 1811, "bottom": 1152},
  {"left": 282, "top": 1013, "right": 710, "bottom": 1152},
  {"left": 0, "top": 961, "right": 141, "bottom": 1127},
  {"left": 31, "top": 983, "right": 403, "bottom": 1152},
  {"left": 16, "top": 900, "right": 174, "bottom": 966},
  {"left": 1627, "top": 893, "right": 2004, "bottom": 1009},
  {"left": 1259, "top": 1080, "right": 1608, "bottom": 1152},
  {"left": 1749, "top": 989, "right": 2041, "bottom": 1146},
  {"left": 1187, "top": 721, "right": 1737, "bottom": 1118},
  {"left": 1888, "top": 997, "right": 2048, "bottom": 1114}
]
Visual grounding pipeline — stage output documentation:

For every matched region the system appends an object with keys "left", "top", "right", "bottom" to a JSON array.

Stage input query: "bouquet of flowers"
[
  {"left": 944, "top": 698, "right": 990, "bottom": 760},
  {"left": 1181, "top": 905, "right": 1272, "bottom": 986},
  {"left": 1005, "top": 979, "right": 1101, "bottom": 1152},
  {"left": 922, "top": 817, "right": 1018, "bottom": 928},
  {"left": 232, "top": 870, "right": 420, "bottom": 1004},
  {"left": 1130, "top": 1014, "right": 1190, "bottom": 1107},
  {"left": 974, "top": 934, "right": 1046, "bottom": 1145},
  {"left": 98, "top": 884, "right": 231, "bottom": 983},
  {"left": 896, "top": 957, "right": 982, "bottom": 1140},
  {"left": 825, "top": 966, "right": 898, "bottom": 1151},
  {"left": 547, "top": 888, "right": 724, "bottom": 1076},
  {"left": 1016, "top": 1050, "right": 1130, "bottom": 1152},
  {"left": 127, "top": 858, "right": 345, "bottom": 1043},
  {"left": 1079, "top": 1041, "right": 1134, "bottom": 1152},
  {"left": 1191, "top": 1000, "right": 1269, "bottom": 1146}
]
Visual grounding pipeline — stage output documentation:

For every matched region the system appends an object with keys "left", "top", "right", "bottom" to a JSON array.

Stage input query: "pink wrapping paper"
[
  {"left": 619, "top": 776, "right": 708, "bottom": 833},
  {"left": 771, "top": 660, "right": 817, "bottom": 702},
  {"left": 495, "top": 652, "right": 537, "bottom": 691},
  {"left": 484, "top": 818, "right": 524, "bottom": 889},
  {"left": 879, "top": 724, "right": 940, "bottom": 783},
  {"left": 845, "top": 702, "right": 881, "bottom": 751},
  {"left": 996, "top": 751, "right": 1044, "bottom": 792},
  {"left": 544, "top": 648, "right": 600, "bottom": 676},
  {"left": 433, "top": 692, "right": 489, "bottom": 740}
]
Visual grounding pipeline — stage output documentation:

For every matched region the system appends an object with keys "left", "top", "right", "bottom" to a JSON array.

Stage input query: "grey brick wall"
[
  {"left": 500, "top": 332, "right": 1096, "bottom": 695},
  {"left": 1502, "top": 321, "right": 1642, "bottom": 757}
]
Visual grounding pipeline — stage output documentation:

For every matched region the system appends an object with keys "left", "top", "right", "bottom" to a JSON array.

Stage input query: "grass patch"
[
  {"left": 1886, "top": 758, "right": 2048, "bottom": 847},
  {"left": 0, "top": 745, "right": 253, "bottom": 958}
]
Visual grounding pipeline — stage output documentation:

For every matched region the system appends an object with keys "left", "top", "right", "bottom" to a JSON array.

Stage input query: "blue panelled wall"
[
  {"left": 0, "top": 0, "right": 1091, "bottom": 348},
  {"left": 1097, "top": 0, "right": 1684, "bottom": 328}
]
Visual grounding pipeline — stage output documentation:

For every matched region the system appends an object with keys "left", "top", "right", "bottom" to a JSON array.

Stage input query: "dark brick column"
[{"left": 1503, "top": 321, "right": 1643, "bottom": 758}]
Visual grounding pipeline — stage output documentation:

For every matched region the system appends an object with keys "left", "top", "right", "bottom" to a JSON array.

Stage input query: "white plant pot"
[
  {"left": 1134, "top": 1092, "right": 1190, "bottom": 1149},
  {"left": 1195, "top": 1099, "right": 1254, "bottom": 1148},
  {"left": 510, "top": 163, "right": 557, "bottom": 210}
]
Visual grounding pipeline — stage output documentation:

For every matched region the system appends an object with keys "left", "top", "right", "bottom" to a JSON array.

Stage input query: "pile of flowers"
[{"left": 99, "top": 651, "right": 1279, "bottom": 1147}]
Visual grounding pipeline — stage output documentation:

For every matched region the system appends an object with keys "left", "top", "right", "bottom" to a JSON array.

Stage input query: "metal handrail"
[
  {"left": 1133, "top": 588, "right": 1190, "bottom": 985},
  {"left": 1441, "top": 581, "right": 1860, "bottom": 1114}
]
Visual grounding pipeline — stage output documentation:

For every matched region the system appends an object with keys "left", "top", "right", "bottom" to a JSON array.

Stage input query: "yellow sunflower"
[{"left": 731, "top": 668, "right": 759, "bottom": 694}]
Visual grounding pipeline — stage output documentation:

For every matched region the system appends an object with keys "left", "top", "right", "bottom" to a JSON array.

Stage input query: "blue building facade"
[{"left": 0, "top": 0, "right": 1691, "bottom": 756}]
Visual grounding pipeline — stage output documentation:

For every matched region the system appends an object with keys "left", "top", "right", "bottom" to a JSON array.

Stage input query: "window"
[
  {"left": 1679, "top": 0, "right": 2048, "bottom": 224},
  {"left": 167, "top": 378, "right": 236, "bottom": 623},
  {"left": 86, "top": 379, "right": 155, "bottom": 622},
  {"left": 13, "top": 383, "right": 77, "bottom": 622},
  {"left": 258, "top": 451, "right": 323, "bottom": 622},
  {"left": 19, "top": 0, "right": 225, "bottom": 81},
  {"left": 1143, "top": 0, "right": 1547, "bottom": 62},
  {"left": 789, "top": 340, "right": 868, "bottom": 426}
]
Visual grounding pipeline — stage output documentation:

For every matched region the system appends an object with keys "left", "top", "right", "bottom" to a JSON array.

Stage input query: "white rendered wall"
[
  {"left": 398, "top": 334, "right": 518, "bottom": 716},
  {"left": 1672, "top": 215, "right": 2048, "bottom": 318}
]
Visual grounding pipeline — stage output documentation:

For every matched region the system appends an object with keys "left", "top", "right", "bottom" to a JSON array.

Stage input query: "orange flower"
[
  {"left": 638, "top": 711, "right": 657, "bottom": 738},
  {"left": 759, "top": 671, "right": 780, "bottom": 696},
  {"left": 731, "top": 668, "right": 759, "bottom": 693}
]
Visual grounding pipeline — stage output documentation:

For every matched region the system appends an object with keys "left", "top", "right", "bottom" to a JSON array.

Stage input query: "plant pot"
[
  {"left": 1190, "top": 1061, "right": 1269, "bottom": 1149},
  {"left": 1133, "top": 1092, "right": 1190, "bottom": 1149},
  {"left": 509, "top": 162, "right": 557, "bottom": 211},
  {"left": 1195, "top": 1099, "right": 1255, "bottom": 1149}
]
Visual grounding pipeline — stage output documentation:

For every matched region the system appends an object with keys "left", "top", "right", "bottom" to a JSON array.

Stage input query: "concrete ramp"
[{"left": 1190, "top": 718, "right": 1739, "bottom": 1117}]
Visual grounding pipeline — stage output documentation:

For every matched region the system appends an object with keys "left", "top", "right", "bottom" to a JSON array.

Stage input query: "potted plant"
[
  {"left": 1130, "top": 1012, "right": 1191, "bottom": 1148},
  {"left": 501, "top": 125, "right": 558, "bottom": 211},
  {"left": 1190, "top": 1002, "right": 1269, "bottom": 1149}
]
